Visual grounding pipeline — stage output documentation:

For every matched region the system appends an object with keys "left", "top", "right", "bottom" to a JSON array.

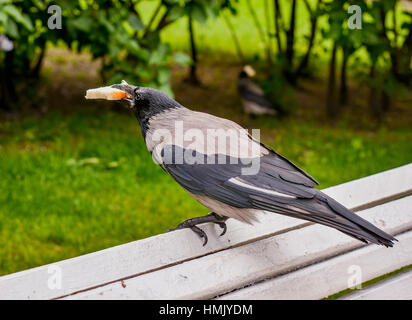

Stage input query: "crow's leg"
[{"left": 168, "top": 212, "right": 228, "bottom": 246}]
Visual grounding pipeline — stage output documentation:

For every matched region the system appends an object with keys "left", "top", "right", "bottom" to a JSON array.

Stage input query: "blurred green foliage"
[
  {"left": 272, "top": 0, "right": 411, "bottom": 116},
  {"left": 1, "top": 0, "right": 410, "bottom": 115},
  {"left": 0, "top": 0, "right": 230, "bottom": 106}
]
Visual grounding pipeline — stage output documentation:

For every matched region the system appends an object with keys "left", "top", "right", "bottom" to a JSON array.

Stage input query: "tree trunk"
[
  {"left": 285, "top": 0, "right": 296, "bottom": 67},
  {"left": 326, "top": 43, "right": 338, "bottom": 119},
  {"left": 155, "top": 8, "right": 176, "bottom": 32},
  {"left": 246, "top": 0, "right": 271, "bottom": 66},
  {"left": 295, "top": 17, "right": 317, "bottom": 77},
  {"left": 379, "top": 6, "right": 398, "bottom": 82},
  {"left": 222, "top": 12, "right": 245, "bottom": 63},
  {"left": 264, "top": 0, "right": 273, "bottom": 66},
  {"left": 284, "top": 0, "right": 297, "bottom": 84},
  {"left": 273, "top": 0, "right": 282, "bottom": 54},
  {"left": 142, "top": 2, "right": 162, "bottom": 38},
  {"left": 391, "top": 1, "right": 400, "bottom": 78},
  {"left": 0, "top": 51, "right": 17, "bottom": 110},
  {"left": 399, "top": 19, "right": 412, "bottom": 83},
  {"left": 381, "top": 90, "right": 391, "bottom": 113},
  {"left": 369, "top": 61, "right": 383, "bottom": 122},
  {"left": 188, "top": 14, "right": 199, "bottom": 84},
  {"left": 339, "top": 46, "right": 349, "bottom": 106},
  {"left": 246, "top": 0, "right": 266, "bottom": 45},
  {"left": 31, "top": 45, "right": 46, "bottom": 79},
  {"left": 377, "top": 6, "right": 393, "bottom": 112},
  {"left": 401, "top": 28, "right": 412, "bottom": 68}
]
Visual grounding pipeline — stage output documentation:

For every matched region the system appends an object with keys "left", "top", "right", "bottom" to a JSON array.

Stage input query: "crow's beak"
[
  {"left": 85, "top": 80, "right": 137, "bottom": 108},
  {"left": 111, "top": 80, "right": 136, "bottom": 106}
]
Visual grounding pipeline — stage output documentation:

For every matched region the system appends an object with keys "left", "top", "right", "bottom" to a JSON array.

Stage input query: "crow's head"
[
  {"left": 239, "top": 65, "right": 256, "bottom": 79},
  {"left": 85, "top": 81, "right": 183, "bottom": 133},
  {"left": 108, "top": 80, "right": 180, "bottom": 114},
  {"left": 86, "top": 80, "right": 182, "bottom": 131}
]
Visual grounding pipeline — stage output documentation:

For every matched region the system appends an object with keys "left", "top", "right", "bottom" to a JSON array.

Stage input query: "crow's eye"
[{"left": 134, "top": 89, "right": 142, "bottom": 100}]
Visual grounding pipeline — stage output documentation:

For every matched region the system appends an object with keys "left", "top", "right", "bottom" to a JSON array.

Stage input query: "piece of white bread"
[{"left": 85, "top": 86, "right": 129, "bottom": 100}]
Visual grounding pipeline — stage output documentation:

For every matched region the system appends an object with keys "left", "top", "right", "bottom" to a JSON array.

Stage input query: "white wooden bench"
[{"left": 0, "top": 163, "right": 411, "bottom": 300}]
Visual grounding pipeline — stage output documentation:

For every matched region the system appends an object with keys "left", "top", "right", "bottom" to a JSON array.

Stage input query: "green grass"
[
  {"left": 0, "top": 109, "right": 411, "bottom": 276},
  {"left": 0, "top": 110, "right": 207, "bottom": 275}
]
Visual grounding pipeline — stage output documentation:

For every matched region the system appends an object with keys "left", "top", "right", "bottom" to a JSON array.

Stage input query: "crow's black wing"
[{"left": 160, "top": 144, "right": 396, "bottom": 247}]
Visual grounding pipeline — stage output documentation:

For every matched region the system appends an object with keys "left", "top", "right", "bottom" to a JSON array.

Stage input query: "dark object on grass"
[
  {"left": 86, "top": 81, "right": 397, "bottom": 248},
  {"left": 237, "top": 65, "right": 280, "bottom": 116}
]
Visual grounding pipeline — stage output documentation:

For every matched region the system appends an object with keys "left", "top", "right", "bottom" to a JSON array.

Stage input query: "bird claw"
[
  {"left": 167, "top": 212, "right": 228, "bottom": 246},
  {"left": 217, "top": 222, "right": 227, "bottom": 236},
  {"left": 191, "top": 226, "right": 208, "bottom": 246},
  {"left": 206, "top": 212, "right": 228, "bottom": 236}
]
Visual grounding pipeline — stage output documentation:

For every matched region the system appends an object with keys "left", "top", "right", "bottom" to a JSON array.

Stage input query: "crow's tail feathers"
[
  {"left": 251, "top": 191, "right": 397, "bottom": 247},
  {"left": 319, "top": 192, "right": 397, "bottom": 247}
]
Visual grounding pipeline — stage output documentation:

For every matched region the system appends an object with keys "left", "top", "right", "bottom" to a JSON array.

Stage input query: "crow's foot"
[{"left": 167, "top": 212, "right": 228, "bottom": 246}]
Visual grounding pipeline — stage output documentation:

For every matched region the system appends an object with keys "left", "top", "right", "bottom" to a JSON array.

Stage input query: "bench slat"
[
  {"left": 322, "top": 163, "right": 412, "bottom": 211},
  {"left": 63, "top": 196, "right": 412, "bottom": 300},
  {"left": 340, "top": 269, "right": 412, "bottom": 300},
  {"left": 0, "top": 164, "right": 410, "bottom": 300},
  {"left": 218, "top": 231, "right": 412, "bottom": 300}
]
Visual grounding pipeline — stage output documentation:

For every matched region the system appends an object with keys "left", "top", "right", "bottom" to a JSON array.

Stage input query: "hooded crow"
[
  {"left": 86, "top": 81, "right": 396, "bottom": 247},
  {"left": 238, "top": 65, "right": 280, "bottom": 116}
]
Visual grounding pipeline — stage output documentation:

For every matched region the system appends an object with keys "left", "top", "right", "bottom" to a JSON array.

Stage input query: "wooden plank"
[
  {"left": 0, "top": 213, "right": 302, "bottom": 300},
  {"left": 322, "top": 163, "right": 412, "bottom": 211},
  {"left": 339, "top": 269, "right": 412, "bottom": 300},
  {"left": 62, "top": 196, "right": 412, "bottom": 300},
  {"left": 0, "top": 164, "right": 410, "bottom": 299},
  {"left": 218, "top": 231, "right": 412, "bottom": 300}
]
